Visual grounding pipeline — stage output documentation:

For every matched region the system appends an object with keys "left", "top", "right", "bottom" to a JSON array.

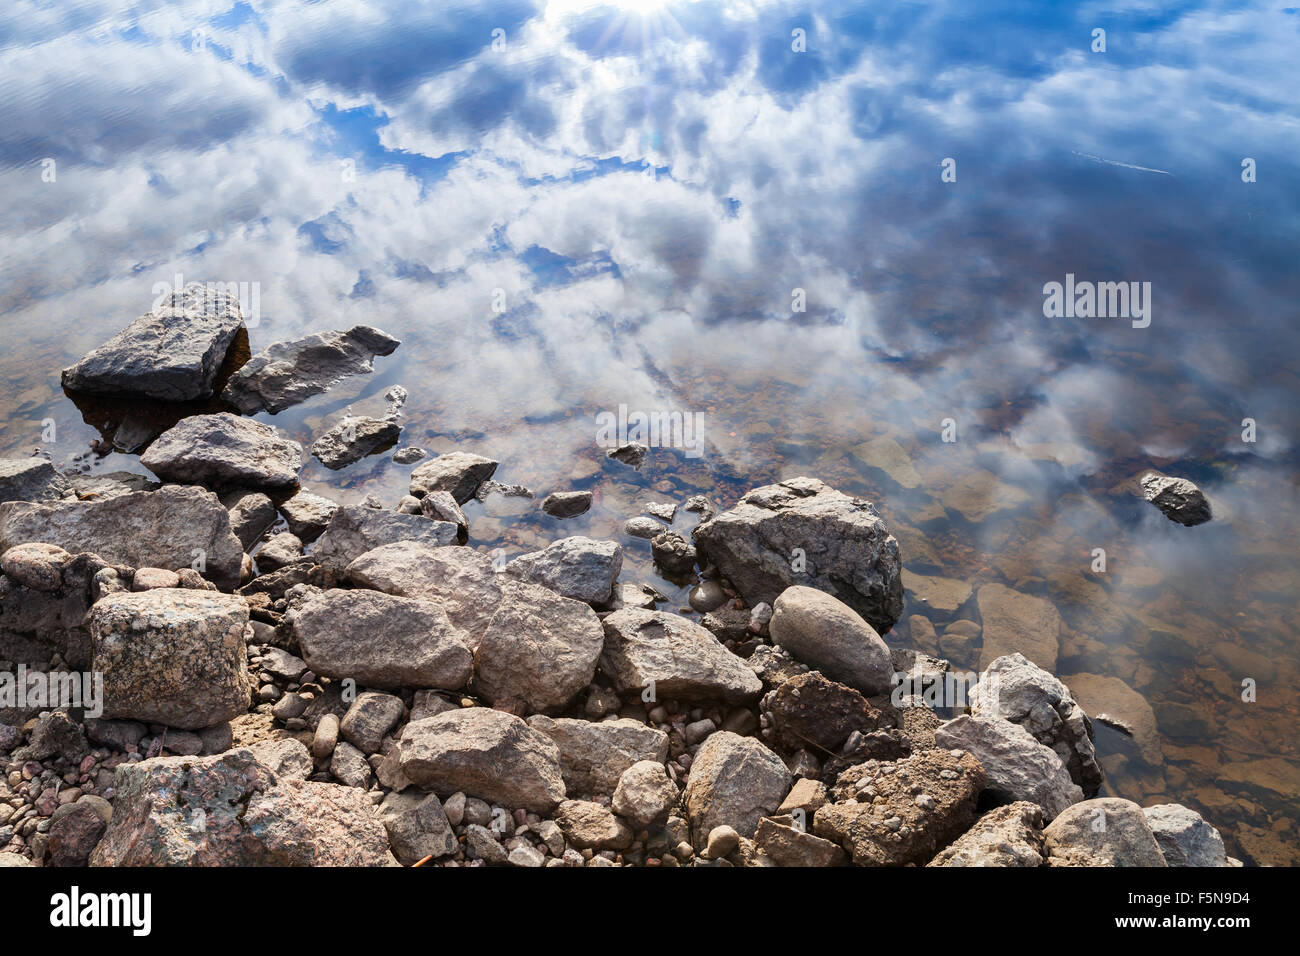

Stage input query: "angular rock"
[
  {"left": 541, "top": 491, "right": 592, "bottom": 518},
  {"left": 289, "top": 588, "right": 472, "bottom": 690},
  {"left": 330, "top": 740, "right": 374, "bottom": 788},
  {"left": 505, "top": 536, "right": 622, "bottom": 604},
  {"left": 1143, "top": 804, "right": 1229, "bottom": 867},
  {"left": 651, "top": 530, "right": 697, "bottom": 577},
  {"left": 600, "top": 608, "right": 763, "bottom": 704},
  {"left": 397, "top": 709, "right": 565, "bottom": 813},
  {"left": 378, "top": 788, "right": 458, "bottom": 865},
  {"left": 1062, "top": 672, "right": 1162, "bottom": 766},
  {"left": 46, "top": 795, "right": 114, "bottom": 867},
  {"left": 420, "top": 491, "right": 468, "bottom": 540},
  {"left": 310, "top": 506, "right": 458, "bottom": 571},
  {"left": 62, "top": 284, "right": 244, "bottom": 401},
  {"left": 221, "top": 325, "right": 401, "bottom": 414},
  {"left": 526, "top": 716, "right": 668, "bottom": 797},
  {"left": 606, "top": 442, "right": 647, "bottom": 468},
  {"left": 1044, "top": 798, "right": 1167, "bottom": 867},
  {"left": 556, "top": 800, "right": 633, "bottom": 850},
  {"left": 141, "top": 413, "right": 302, "bottom": 489},
  {"left": 763, "top": 671, "right": 887, "bottom": 753},
  {"left": 693, "top": 477, "right": 904, "bottom": 634},
  {"left": 340, "top": 691, "right": 406, "bottom": 754},
  {"left": 754, "top": 815, "right": 847, "bottom": 867},
  {"left": 278, "top": 491, "right": 339, "bottom": 543},
  {"left": 408, "top": 453, "right": 498, "bottom": 504},
  {"left": 768, "top": 586, "right": 894, "bottom": 695},
  {"left": 684, "top": 732, "right": 791, "bottom": 850},
  {"left": 1139, "top": 472, "right": 1211, "bottom": 527},
  {"left": 90, "top": 589, "right": 253, "bottom": 729},
  {"left": 255, "top": 532, "right": 303, "bottom": 573},
  {"left": 976, "top": 584, "right": 1061, "bottom": 673},
  {"left": 612, "top": 760, "right": 679, "bottom": 828},
  {"left": 927, "top": 802, "right": 1047, "bottom": 867},
  {"left": 225, "top": 491, "right": 277, "bottom": 550},
  {"left": 0, "top": 458, "right": 70, "bottom": 504},
  {"left": 311, "top": 416, "right": 400, "bottom": 470},
  {"left": 246, "top": 738, "right": 313, "bottom": 780}
]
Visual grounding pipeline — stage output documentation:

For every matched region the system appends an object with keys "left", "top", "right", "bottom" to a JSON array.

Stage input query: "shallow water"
[{"left": 1, "top": 1, "right": 1297, "bottom": 863}]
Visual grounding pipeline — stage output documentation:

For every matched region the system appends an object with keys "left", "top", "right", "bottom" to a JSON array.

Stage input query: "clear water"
[{"left": 0, "top": 1, "right": 1296, "bottom": 863}]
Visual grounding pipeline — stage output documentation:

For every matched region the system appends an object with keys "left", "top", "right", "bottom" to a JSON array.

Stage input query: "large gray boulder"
[
  {"left": 310, "top": 507, "right": 458, "bottom": 571},
  {"left": 289, "top": 588, "right": 472, "bottom": 690},
  {"left": 525, "top": 716, "right": 669, "bottom": 797},
  {"left": 397, "top": 709, "right": 566, "bottom": 813},
  {"left": 1044, "top": 798, "right": 1167, "bottom": 867},
  {"left": 345, "top": 542, "right": 502, "bottom": 648},
  {"left": 1143, "top": 804, "right": 1230, "bottom": 867},
  {"left": 767, "top": 585, "right": 894, "bottom": 695},
  {"left": 683, "top": 732, "right": 790, "bottom": 850},
  {"left": 600, "top": 608, "right": 763, "bottom": 704},
  {"left": 62, "top": 284, "right": 245, "bottom": 401},
  {"left": 0, "top": 486, "right": 244, "bottom": 590},
  {"left": 90, "top": 589, "right": 253, "bottom": 729},
  {"left": 408, "top": 452, "right": 498, "bottom": 504},
  {"left": 474, "top": 581, "right": 605, "bottom": 712},
  {"left": 221, "top": 325, "right": 401, "bottom": 414},
  {"left": 141, "top": 413, "right": 302, "bottom": 489},
  {"left": 0, "top": 458, "right": 70, "bottom": 504},
  {"left": 505, "top": 536, "right": 622, "bottom": 604},
  {"left": 692, "top": 477, "right": 904, "bottom": 634}
]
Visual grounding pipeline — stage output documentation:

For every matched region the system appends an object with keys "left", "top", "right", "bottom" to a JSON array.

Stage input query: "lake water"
[{"left": 1, "top": 1, "right": 1296, "bottom": 864}]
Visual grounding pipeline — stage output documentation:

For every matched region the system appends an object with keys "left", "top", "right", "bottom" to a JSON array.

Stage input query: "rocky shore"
[{"left": 0, "top": 288, "right": 1235, "bottom": 868}]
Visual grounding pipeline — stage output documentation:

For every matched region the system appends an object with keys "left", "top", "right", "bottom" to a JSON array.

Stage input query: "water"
[{"left": 1, "top": 1, "right": 1297, "bottom": 864}]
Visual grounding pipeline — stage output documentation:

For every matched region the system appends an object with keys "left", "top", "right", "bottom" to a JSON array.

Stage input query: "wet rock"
[
  {"left": 378, "top": 788, "right": 457, "bottom": 865},
  {"left": 928, "top": 802, "right": 1046, "bottom": 867},
  {"left": 754, "top": 816, "right": 847, "bottom": 867},
  {"left": 612, "top": 760, "right": 679, "bottom": 828},
  {"left": 392, "top": 446, "right": 427, "bottom": 465},
  {"left": 506, "top": 536, "right": 622, "bottom": 604},
  {"left": 940, "top": 468, "right": 1031, "bottom": 523},
  {"left": 408, "top": 453, "right": 498, "bottom": 504},
  {"left": 311, "top": 416, "right": 401, "bottom": 470},
  {"left": 0, "top": 458, "right": 71, "bottom": 504},
  {"left": 345, "top": 542, "right": 501, "bottom": 649},
  {"left": 1143, "top": 804, "right": 1229, "bottom": 867},
  {"left": 600, "top": 608, "right": 763, "bottom": 704},
  {"left": 475, "top": 581, "right": 605, "bottom": 713},
  {"left": 1139, "top": 472, "right": 1211, "bottom": 526},
  {"left": 221, "top": 325, "right": 401, "bottom": 414},
  {"left": 651, "top": 530, "right": 697, "bottom": 576},
  {"left": 684, "top": 732, "right": 791, "bottom": 849},
  {"left": 606, "top": 443, "right": 647, "bottom": 469},
  {"left": 693, "top": 477, "right": 904, "bottom": 635},
  {"left": 768, "top": 586, "right": 894, "bottom": 695},
  {"left": 289, "top": 588, "right": 472, "bottom": 690},
  {"left": 141, "top": 413, "right": 302, "bottom": 489},
  {"left": 813, "top": 748, "right": 985, "bottom": 866},
  {"left": 90, "top": 589, "right": 253, "bottom": 729},
  {"left": 340, "top": 692, "right": 405, "bottom": 754},
  {"left": 934, "top": 715, "right": 1083, "bottom": 820},
  {"left": 557, "top": 800, "right": 633, "bottom": 850},
  {"left": 46, "top": 795, "right": 113, "bottom": 867},
  {"left": 90, "top": 749, "right": 394, "bottom": 865},
  {"left": 526, "top": 716, "right": 668, "bottom": 797},
  {"left": 688, "top": 579, "right": 727, "bottom": 613},
  {"left": 851, "top": 435, "right": 921, "bottom": 489},
  {"left": 1043, "top": 798, "right": 1167, "bottom": 867},
  {"left": 278, "top": 491, "right": 339, "bottom": 543},
  {"left": 901, "top": 571, "right": 972, "bottom": 620},
  {"left": 1060, "top": 672, "right": 1161, "bottom": 765},
  {"left": 62, "top": 284, "right": 244, "bottom": 401},
  {"left": 225, "top": 491, "right": 277, "bottom": 550},
  {"left": 975, "top": 584, "right": 1061, "bottom": 673},
  {"left": 683, "top": 495, "right": 716, "bottom": 520},
  {"left": 624, "top": 516, "right": 663, "bottom": 538},
  {"left": 0, "top": 486, "right": 244, "bottom": 589},
  {"left": 311, "top": 506, "right": 458, "bottom": 571},
  {"left": 969, "top": 653, "right": 1103, "bottom": 797},
  {"left": 255, "top": 532, "right": 304, "bottom": 573},
  {"left": 541, "top": 491, "right": 592, "bottom": 518},
  {"left": 397, "top": 709, "right": 566, "bottom": 813}
]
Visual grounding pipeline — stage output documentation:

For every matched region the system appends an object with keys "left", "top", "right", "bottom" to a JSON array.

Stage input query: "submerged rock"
[
  {"left": 311, "top": 416, "right": 400, "bottom": 470},
  {"left": 975, "top": 584, "right": 1061, "bottom": 673},
  {"left": 141, "top": 413, "right": 303, "bottom": 489},
  {"left": 62, "top": 284, "right": 245, "bottom": 401},
  {"left": 221, "top": 325, "right": 401, "bottom": 414},
  {"left": 606, "top": 442, "right": 648, "bottom": 469},
  {"left": 1139, "top": 472, "right": 1212, "bottom": 526},
  {"left": 693, "top": 477, "right": 904, "bottom": 635},
  {"left": 0, "top": 458, "right": 71, "bottom": 504}
]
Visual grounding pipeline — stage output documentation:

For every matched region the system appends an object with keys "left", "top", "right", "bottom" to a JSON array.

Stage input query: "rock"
[
  {"left": 141, "top": 413, "right": 302, "bottom": 489},
  {"left": 754, "top": 816, "right": 847, "bottom": 866},
  {"left": 778, "top": 778, "right": 829, "bottom": 817},
  {"left": 941, "top": 469, "right": 1031, "bottom": 523},
  {"left": 1059, "top": 672, "right": 1161, "bottom": 766},
  {"left": 345, "top": 542, "right": 501, "bottom": 649},
  {"left": 813, "top": 748, "right": 986, "bottom": 866},
  {"left": 0, "top": 486, "right": 244, "bottom": 589},
  {"left": 526, "top": 716, "right": 668, "bottom": 797},
  {"left": 225, "top": 492, "right": 277, "bottom": 550},
  {"left": 419, "top": 492, "right": 468, "bottom": 539},
  {"left": 90, "top": 749, "right": 394, "bottom": 865},
  {"left": 246, "top": 738, "right": 313, "bottom": 780},
  {"left": 976, "top": 584, "right": 1061, "bottom": 673},
  {"left": 851, "top": 435, "right": 921, "bottom": 489},
  {"left": 704, "top": 824, "right": 740, "bottom": 859},
  {"left": 28, "top": 710, "right": 89, "bottom": 761},
  {"left": 393, "top": 446, "right": 427, "bottom": 465},
  {"left": 474, "top": 581, "right": 605, "bottom": 713},
  {"left": 1139, "top": 472, "right": 1211, "bottom": 526},
  {"left": 687, "top": 579, "right": 728, "bottom": 613},
  {"left": 198, "top": 721, "right": 234, "bottom": 754},
  {"left": 46, "top": 795, "right": 113, "bottom": 867},
  {"left": 556, "top": 800, "right": 633, "bottom": 850},
  {"left": 1043, "top": 798, "right": 1167, "bottom": 867},
  {"left": 329, "top": 741, "right": 374, "bottom": 788},
  {"left": 255, "top": 532, "right": 304, "bottom": 573},
  {"left": 651, "top": 531, "right": 697, "bottom": 577},
  {"left": 397, "top": 709, "right": 566, "bottom": 813},
  {"left": 746, "top": 644, "right": 810, "bottom": 691},
  {"left": 378, "top": 788, "right": 457, "bottom": 865},
  {"left": 683, "top": 732, "right": 790, "bottom": 850},
  {"left": 278, "top": 491, "right": 339, "bottom": 543},
  {"left": 969, "top": 653, "right": 1103, "bottom": 797},
  {"left": 505, "top": 536, "right": 622, "bottom": 604},
  {"left": 221, "top": 325, "right": 401, "bottom": 414},
  {"left": 768, "top": 586, "right": 894, "bottom": 695},
  {"left": 509, "top": 844, "right": 545, "bottom": 867},
  {"left": 542, "top": 491, "right": 593, "bottom": 518},
  {"left": 612, "top": 760, "right": 678, "bottom": 828},
  {"left": 0, "top": 458, "right": 70, "bottom": 503},
  {"left": 408, "top": 453, "right": 498, "bottom": 504},
  {"left": 85, "top": 719, "right": 146, "bottom": 753},
  {"left": 928, "top": 802, "right": 1047, "bottom": 867},
  {"left": 600, "top": 608, "right": 763, "bottom": 704},
  {"left": 311, "top": 417, "right": 400, "bottom": 469},
  {"left": 901, "top": 571, "right": 972, "bottom": 619},
  {"left": 624, "top": 517, "right": 662, "bottom": 539},
  {"left": 90, "top": 589, "right": 253, "bottom": 729},
  {"left": 311, "top": 714, "right": 340, "bottom": 760},
  {"left": 67, "top": 472, "right": 160, "bottom": 501},
  {"left": 289, "top": 588, "right": 472, "bottom": 690},
  {"left": 1143, "top": 804, "right": 1229, "bottom": 867},
  {"left": 258, "top": 647, "right": 307, "bottom": 682},
  {"left": 1, "top": 541, "right": 73, "bottom": 591},
  {"left": 763, "top": 671, "right": 887, "bottom": 753},
  {"left": 692, "top": 477, "right": 904, "bottom": 634},
  {"left": 465, "top": 824, "right": 508, "bottom": 864},
  {"left": 340, "top": 692, "right": 406, "bottom": 754},
  {"left": 605, "top": 442, "right": 647, "bottom": 468},
  {"left": 310, "top": 506, "right": 458, "bottom": 571},
  {"left": 933, "top": 715, "right": 1083, "bottom": 820},
  {"left": 62, "top": 284, "right": 244, "bottom": 401}
]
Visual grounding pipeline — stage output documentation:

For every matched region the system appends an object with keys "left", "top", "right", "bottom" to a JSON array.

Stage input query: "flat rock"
[
  {"left": 409, "top": 453, "right": 498, "bottom": 504},
  {"left": 684, "top": 732, "right": 791, "bottom": 849},
  {"left": 693, "top": 477, "right": 904, "bottom": 634},
  {"left": 141, "top": 413, "right": 302, "bottom": 489},
  {"left": 526, "top": 716, "right": 669, "bottom": 797},
  {"left": 311, "top": 416, "right": 400, "bottom": 470},
  {"left": 768, "top": 586, "right": 894, "bottom": 695},
  {"left": 1043, "top": 797, "right": 1167, "bottom": 867},
  {"left": 505, "top": 536, "right": 622, "bottom": 604},
  {"left": 289, "top": 588, "right": 472, "bottom": 690},
  {"left": 941, "top": 468, "right": 1031, "bottom": 523},
  {"left": 541, "top": 491, "right": 592, "bottom": 518},
  {"left": 0, "top": 458, "right": 70, "bottom": 504},
  {"left": 62, "top": 284, "right": 244, "bottom": 401},
  {"left": 310, "top": 506, "right": 458, "bottom": 571},
  {"left": 754, "top": 815, "right": 848, "bottom": 867},
  {"left": 378, "top": 788, "right": 458, "bottom": 865},
  {"left": 556, "top": 799, "right": 633, "bottom": 850},
  {"left": 221, "top": 325, "right": 401, "bottom": 414},
  {"left": 1059, "top": 672, "right": 1161, "bottom": 766},
  {"left": 927, "top": 802, "right": 1047, "bottom": 867},
  {"left": 901, "top": 570, "right": 972, "bottom": 619},
  {"left": 976, "top": 584, "right": 1061, "bottom": 673}
]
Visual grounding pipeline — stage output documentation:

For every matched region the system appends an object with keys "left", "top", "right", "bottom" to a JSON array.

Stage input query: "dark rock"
[
  {"left": 311, "top": 416, "right": 400, "bottom": 470},
  {"left": 0, "top": 458, "right": 70, "bottom": 504},
  {"left": 1139, "top": 472, "right": 1212, "bottom": 527}
]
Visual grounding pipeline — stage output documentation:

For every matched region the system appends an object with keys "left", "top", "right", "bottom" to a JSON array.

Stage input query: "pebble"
[
  {"left": 311, "top": 714, "right": 339, "bottom": 759},
  {"left": 443, "top": 792, "right": 466, "bottom": 827},
  {"left": 704, "top": 825, "right": 739, "bottom": 860}
]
